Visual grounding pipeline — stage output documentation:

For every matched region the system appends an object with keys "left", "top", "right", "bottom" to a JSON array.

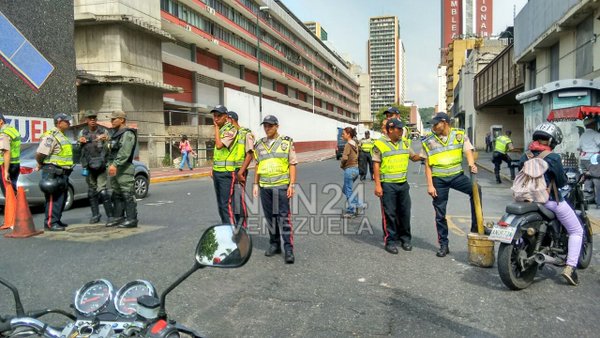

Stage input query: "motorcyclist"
[{"left": 518, "top": 122, "right": 583, "bottom": 286}]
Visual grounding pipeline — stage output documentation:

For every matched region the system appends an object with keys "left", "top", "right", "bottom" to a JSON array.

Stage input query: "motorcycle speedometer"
[
  {"left": 114, "top": 280, "right": 157, "bottom": 317},
  {"left": 74, "top": 279, "right": 114, "bottom": 316}
]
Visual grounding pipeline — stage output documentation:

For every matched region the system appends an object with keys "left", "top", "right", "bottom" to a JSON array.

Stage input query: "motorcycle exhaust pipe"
[{"left": 534, "top": 253, "right": 561, "bottom": 265}]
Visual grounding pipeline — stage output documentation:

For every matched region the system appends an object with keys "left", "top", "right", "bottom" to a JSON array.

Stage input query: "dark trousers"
[
  {"left": 432, "top": 174, "right": 478, "bottom": 246},
  {"left": 234, "top": 170, "right": 249, "bottom": 228},
  {"left": 380, "top": 182, "right": 411, "bottom": 245},
  {"left": 260, "top": 185, "right": 294, "bottom": 251},
  {"left": 485, "top": 141, "right": 492, "bottom": 153},
  {"left": 492, "top": 151, "right": 515, "bottom": 180},
  {"left": 212, "top": 170, "right": 237, "bottom": 224},
  {"left": 42, "top": 171, "right": 69, "bottom": 228},
  {"left": 359, "top": 151, "right": 373, "bottom": 179},
  {"left": 0, "top": 164, "right": 19, "bottom": 196}
]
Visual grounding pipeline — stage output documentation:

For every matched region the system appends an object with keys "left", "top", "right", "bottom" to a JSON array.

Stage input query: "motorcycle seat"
[{"left": 506, "top": 202, "right": 556, "bottom": 220}]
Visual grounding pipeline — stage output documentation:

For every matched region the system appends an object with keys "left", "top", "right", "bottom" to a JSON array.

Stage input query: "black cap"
[
  {"left": 54, "top": 113, "right": 72, "bottom": 124},
  {"left": 228, "top": 111, "right": 239, "bottom": 121},
  {"left": 261, "top": 115, "right": 279, "bottom": 125},
  {"left": 386, "top": 118, "right": 404, "bottom": 130},
  {"left": 384, "top": 107, "right": 399, "bottom": 115},
  {"left": 211, "top": 105, "right": 228, "bottom": 115},
  {"left": 430, "top": 112, "right": 450, "bottom": 125}
]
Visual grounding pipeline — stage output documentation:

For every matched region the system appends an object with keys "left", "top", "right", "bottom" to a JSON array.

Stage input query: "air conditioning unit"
[
  {"left": 206, "top": 6, "right": 216, "bottom": 15},
  {"left": 185, "top": 25, "right": 191, "bottom": 31}
]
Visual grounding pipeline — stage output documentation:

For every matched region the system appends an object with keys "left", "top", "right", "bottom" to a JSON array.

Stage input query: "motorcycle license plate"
[{"left": 489, "top": 215, "right": 517, "bottom": 243}]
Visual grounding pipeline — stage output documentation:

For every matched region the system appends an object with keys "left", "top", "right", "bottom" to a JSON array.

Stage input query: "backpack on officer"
[{"left": 511, "top": 150, "right": 553, "bottom": 203}]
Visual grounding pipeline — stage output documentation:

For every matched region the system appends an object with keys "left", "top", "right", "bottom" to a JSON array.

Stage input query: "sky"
[{"left": 283, "top": 0, "right": 528, "bottom": 108}]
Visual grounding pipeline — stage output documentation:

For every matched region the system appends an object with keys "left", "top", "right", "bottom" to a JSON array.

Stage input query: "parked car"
[{"left": 0, "top": 143, "right": 150, "bottom": 210}]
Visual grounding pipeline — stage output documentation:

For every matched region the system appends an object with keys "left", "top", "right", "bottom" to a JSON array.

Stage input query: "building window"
[
  {"left": 550, "top": 43, "right": 559, "bottom": 82},
  {"left": 576, "top": 16, "right": 594, "bottom": 78},
  {"left": 528, "top": 60, "right": 536, "bottom": 89}
]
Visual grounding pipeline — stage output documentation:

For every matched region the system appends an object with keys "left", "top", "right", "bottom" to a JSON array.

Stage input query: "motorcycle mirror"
[{"left": 195, "top": 224, "right": 252, "bottom": 268}]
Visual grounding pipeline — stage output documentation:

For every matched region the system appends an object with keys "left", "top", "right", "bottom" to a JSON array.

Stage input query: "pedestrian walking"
[
  {"left": 211, "top": 105, "right": 240, "bottom": 224},
  {"left": 421, "top": 113, "right": 478, "bottom": 257},
  {"left": 253, "top": 115, "right": 297, "bottom": 264},
  {"left": 373, "top": 118, "right": 421, "bottom": 254},
  {"left": 178, "top": 135, "right": 195, "bottom": 171},
  {"left": 106, "top": 111, "right": 138, "bottom": 228},
  {"left": 358, "top": 131, "right": 374, "bottom": 180},
  {"left": 228, "top": 111, "right": 255, "bottom": 227},
  {"left": 36, "top": 114, "right": 74, "bottom": 231},
  {"left": 340, "top": 127, "right": 361, "bottom": 217},
  {"left": 78, "top": 110, "right": 114, "bottom": 225},
  {"left": 0, "top": 113, "right": 20, "bottom": 194},
  {"left": 492, "top": 130, "right": 515, "bottom": 183},
  {"left": 485, "top": 132, "right": 492, "bottom": 153}
]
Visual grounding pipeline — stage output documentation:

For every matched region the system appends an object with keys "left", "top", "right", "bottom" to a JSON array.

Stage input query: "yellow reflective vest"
[
  {"left": 374, "top": 137, "right": 410, "bottom": 183},
  {"left": 254, "top": 135, "right": 292, "bottom": 187},
  {"left": 422, "top": 128, "right": 465, "bottom": 177},
  {"left": 42, "top": 128, "right": 73, "bottom": 168},
  {"left": 360, "top": 138, "right": 374, "bottom": 152},
  {"left": 213, "top": 123, "right": 243, "bottom": 172},
  {"left": 0, "top": 125, "right": 21, "bottom": 165},
  {"left": 494, "top": 135, "right": 512, "bottom": 154}
]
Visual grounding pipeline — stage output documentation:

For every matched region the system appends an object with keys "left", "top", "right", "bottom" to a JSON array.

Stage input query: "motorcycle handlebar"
[{"left": 3, "top": 317, "right": 61, "bottom": 338}]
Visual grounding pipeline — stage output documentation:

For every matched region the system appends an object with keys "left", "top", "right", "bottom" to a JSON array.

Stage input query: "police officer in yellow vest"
[
  {"left": 492, "top": 130, "right": 515, "bottom": 184},
  {"left": 227, "top": 111, "right": 255, "bottom": 228},
  {"left": 211, "top": 105, "right": 242, "bottom": 224},
  {"left": 252, "top": 115, "right": 298, "bottom": 264},
  {"left": 0, "top": 113, "right": 21, "bottom": 195},
  {"left": 35, "top": 114, "right": 74, "bottom": 231},
  {"left": 421, "top": 113, "right": 478, "bottom": 257},
  {"left": 358, "top": 131, "right": 374, "bottom": 180},
  {"left": 373, "top": 118, "right": 421, "bottom": 254}
]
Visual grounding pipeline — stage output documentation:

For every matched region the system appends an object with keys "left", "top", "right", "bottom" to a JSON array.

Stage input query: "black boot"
[
  {"left": 118, "top": 193, "right": 138, "bottom": 228},
  {"left": 100, "top": 190, "right": 118, "bottom": 226},
  {"left": 495, "top": 173, "right": 502, "bottom": 184},
  {"left": 88, "top": 190, "right": 101, "bottom": 224},
  {"left": 106, "top": 192, "right": 125, "bottom": 227}
]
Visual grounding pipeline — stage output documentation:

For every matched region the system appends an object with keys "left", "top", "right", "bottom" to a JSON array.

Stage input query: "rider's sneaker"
[{"left": 561, "top": 265, "right": 579, "bottom": 286}]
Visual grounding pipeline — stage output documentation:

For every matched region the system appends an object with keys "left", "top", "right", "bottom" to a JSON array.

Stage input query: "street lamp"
[{"left": 256, "top": 5, "right": 269, "bottom": 122}]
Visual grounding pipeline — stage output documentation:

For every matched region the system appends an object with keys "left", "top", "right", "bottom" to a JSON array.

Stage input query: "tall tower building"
[
  {"left": 440, "top": 0, "right": 493, "bottom": 58},
  {"left": 368, "top": 16, "right": 405, "bottom": 116}
]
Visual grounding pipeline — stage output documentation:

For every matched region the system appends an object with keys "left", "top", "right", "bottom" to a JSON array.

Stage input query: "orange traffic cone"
[
  {"left": 0, "top": 183, "right": 16, "bottom": 230},
  {"left": 4, "top": 187, "right": 43, "bottom": 238}
]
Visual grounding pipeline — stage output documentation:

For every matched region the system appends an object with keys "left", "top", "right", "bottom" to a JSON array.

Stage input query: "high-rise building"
[
  {"left": 368, "top": 16, "right": 405, "bottom": 116},
  {"left": 304, "top": 21, "right": 328, "bottom": 41},
  {"left": 440, "top": 0, "right": 493, "bottom": 59}
]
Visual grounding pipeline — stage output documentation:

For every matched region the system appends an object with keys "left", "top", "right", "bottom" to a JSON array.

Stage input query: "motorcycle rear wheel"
[
  {"left": 578, "top": 216, "right": 593, "bottom": 269},
  {"left": 498, "top": 241, "right": 538, "bottom": 290}
]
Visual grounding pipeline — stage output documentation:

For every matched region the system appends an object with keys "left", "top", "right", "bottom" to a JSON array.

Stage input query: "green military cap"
[
  {"left": 84, "top": 110, "right": 97, "bottom": 118},
  {"left": 111, "top": 110, "right": 127, "bottom": 119}
]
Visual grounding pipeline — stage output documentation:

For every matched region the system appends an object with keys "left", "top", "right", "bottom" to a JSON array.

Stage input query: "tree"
[
  {"left": 418, "top": 107, "right": 435, "bottom": 124},
  {"left": 373, "top": 104, "right": 411, "bottom": 132}
]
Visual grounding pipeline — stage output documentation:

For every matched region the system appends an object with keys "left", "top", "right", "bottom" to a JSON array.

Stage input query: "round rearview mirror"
[{"left": 195, "top": 225, "right": 252, "bottom": 268}]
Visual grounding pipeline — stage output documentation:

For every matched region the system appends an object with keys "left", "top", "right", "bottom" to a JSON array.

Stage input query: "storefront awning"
[{"left": 547, "top": 106, "right": 600, "bottom": 121}]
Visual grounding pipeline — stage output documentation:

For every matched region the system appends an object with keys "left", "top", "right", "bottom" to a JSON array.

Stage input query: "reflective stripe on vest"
[
  {"left": 494, "top": 135, "right": 511, "bottom": 154},
  {"left": 422, "top": 129, "right": 464, "bottom": 177},
  {"left": 43, "top": 128, "right": 74, "bottom": 168},
  {"left": 361, "top": 139, "right": 374, "bottom": 152},
  {"left": 213, "top": 123, "right": 241, "bottom": 172},
  {"left": 374, "top": 138, "right": 410, "bottom": 183},
  {"left": 255, "top": 137, "right": 291, "bottom": 187},
  {"left": 0, "top": 126, "right": 20, "bottom": 164}
]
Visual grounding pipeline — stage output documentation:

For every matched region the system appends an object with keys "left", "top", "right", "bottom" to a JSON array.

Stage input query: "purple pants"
[{"left": 544, "top": 200, "right": 583, "bottom": 267}]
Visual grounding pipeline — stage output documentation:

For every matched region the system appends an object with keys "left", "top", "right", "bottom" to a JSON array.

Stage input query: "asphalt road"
[{"left": 1, "top": 158, "right": 599, "bottom": 337}]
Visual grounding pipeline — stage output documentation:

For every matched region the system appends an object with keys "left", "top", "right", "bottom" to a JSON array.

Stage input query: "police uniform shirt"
[
  {"left": 419, "top": 133, "right": 474, "bottom": 159},
  {"left": 371, "top": 135, "right": 417, "bottom": 163},
  {"left": 242, "top": 127, "right": 255, "bottom": 153},
  {"left": 0, "top": 133, "right": 10, "bottom": 152},
  {"left": 37, "top": 132, "right": 63, "bottom": 158},
  {"left": 261, "top": 137, "right": 298, "bottom": 165},
  {"left": 111, "top": 130, "right": 136, "bottom": 167},
  {"left": 220, "top": 124, "right": 237, "bottom": 149}
]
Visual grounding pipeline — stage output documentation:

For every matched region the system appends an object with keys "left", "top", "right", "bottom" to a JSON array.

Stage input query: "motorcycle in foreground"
[
  {"left": 0, "top": 224, "right": 252, "bottom": 337},
  {"left": 489, "top": 167, "right": 593, "bottom": 290}
]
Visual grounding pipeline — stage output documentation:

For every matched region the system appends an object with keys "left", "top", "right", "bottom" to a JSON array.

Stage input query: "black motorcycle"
[
  {"left": 490, "top": 168, "right": 593, "bottom": 290},
  {"left": 0, "top": 224, "right": 252, "bottom": 337}
]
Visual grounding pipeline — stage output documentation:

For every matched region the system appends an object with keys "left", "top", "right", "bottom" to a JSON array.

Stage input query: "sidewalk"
[
  {"left": 475, "top": 150, "right": 600, "bottom": 227},
  {"left": 150, "top": 148, "right": 335, "bottom": 183}
]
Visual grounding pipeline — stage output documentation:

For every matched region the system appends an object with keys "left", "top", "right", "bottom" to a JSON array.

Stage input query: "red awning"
[{"left": 547, "top": 106, "right": 600, "bottom": 121}]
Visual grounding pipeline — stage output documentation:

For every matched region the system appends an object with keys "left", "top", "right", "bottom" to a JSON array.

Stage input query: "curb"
[
  {"left": 476, "top": 160, "right": 512, "bottom": 182},
  {"left": 150, "top": 153, "right": 335, "bottom": 184}
]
